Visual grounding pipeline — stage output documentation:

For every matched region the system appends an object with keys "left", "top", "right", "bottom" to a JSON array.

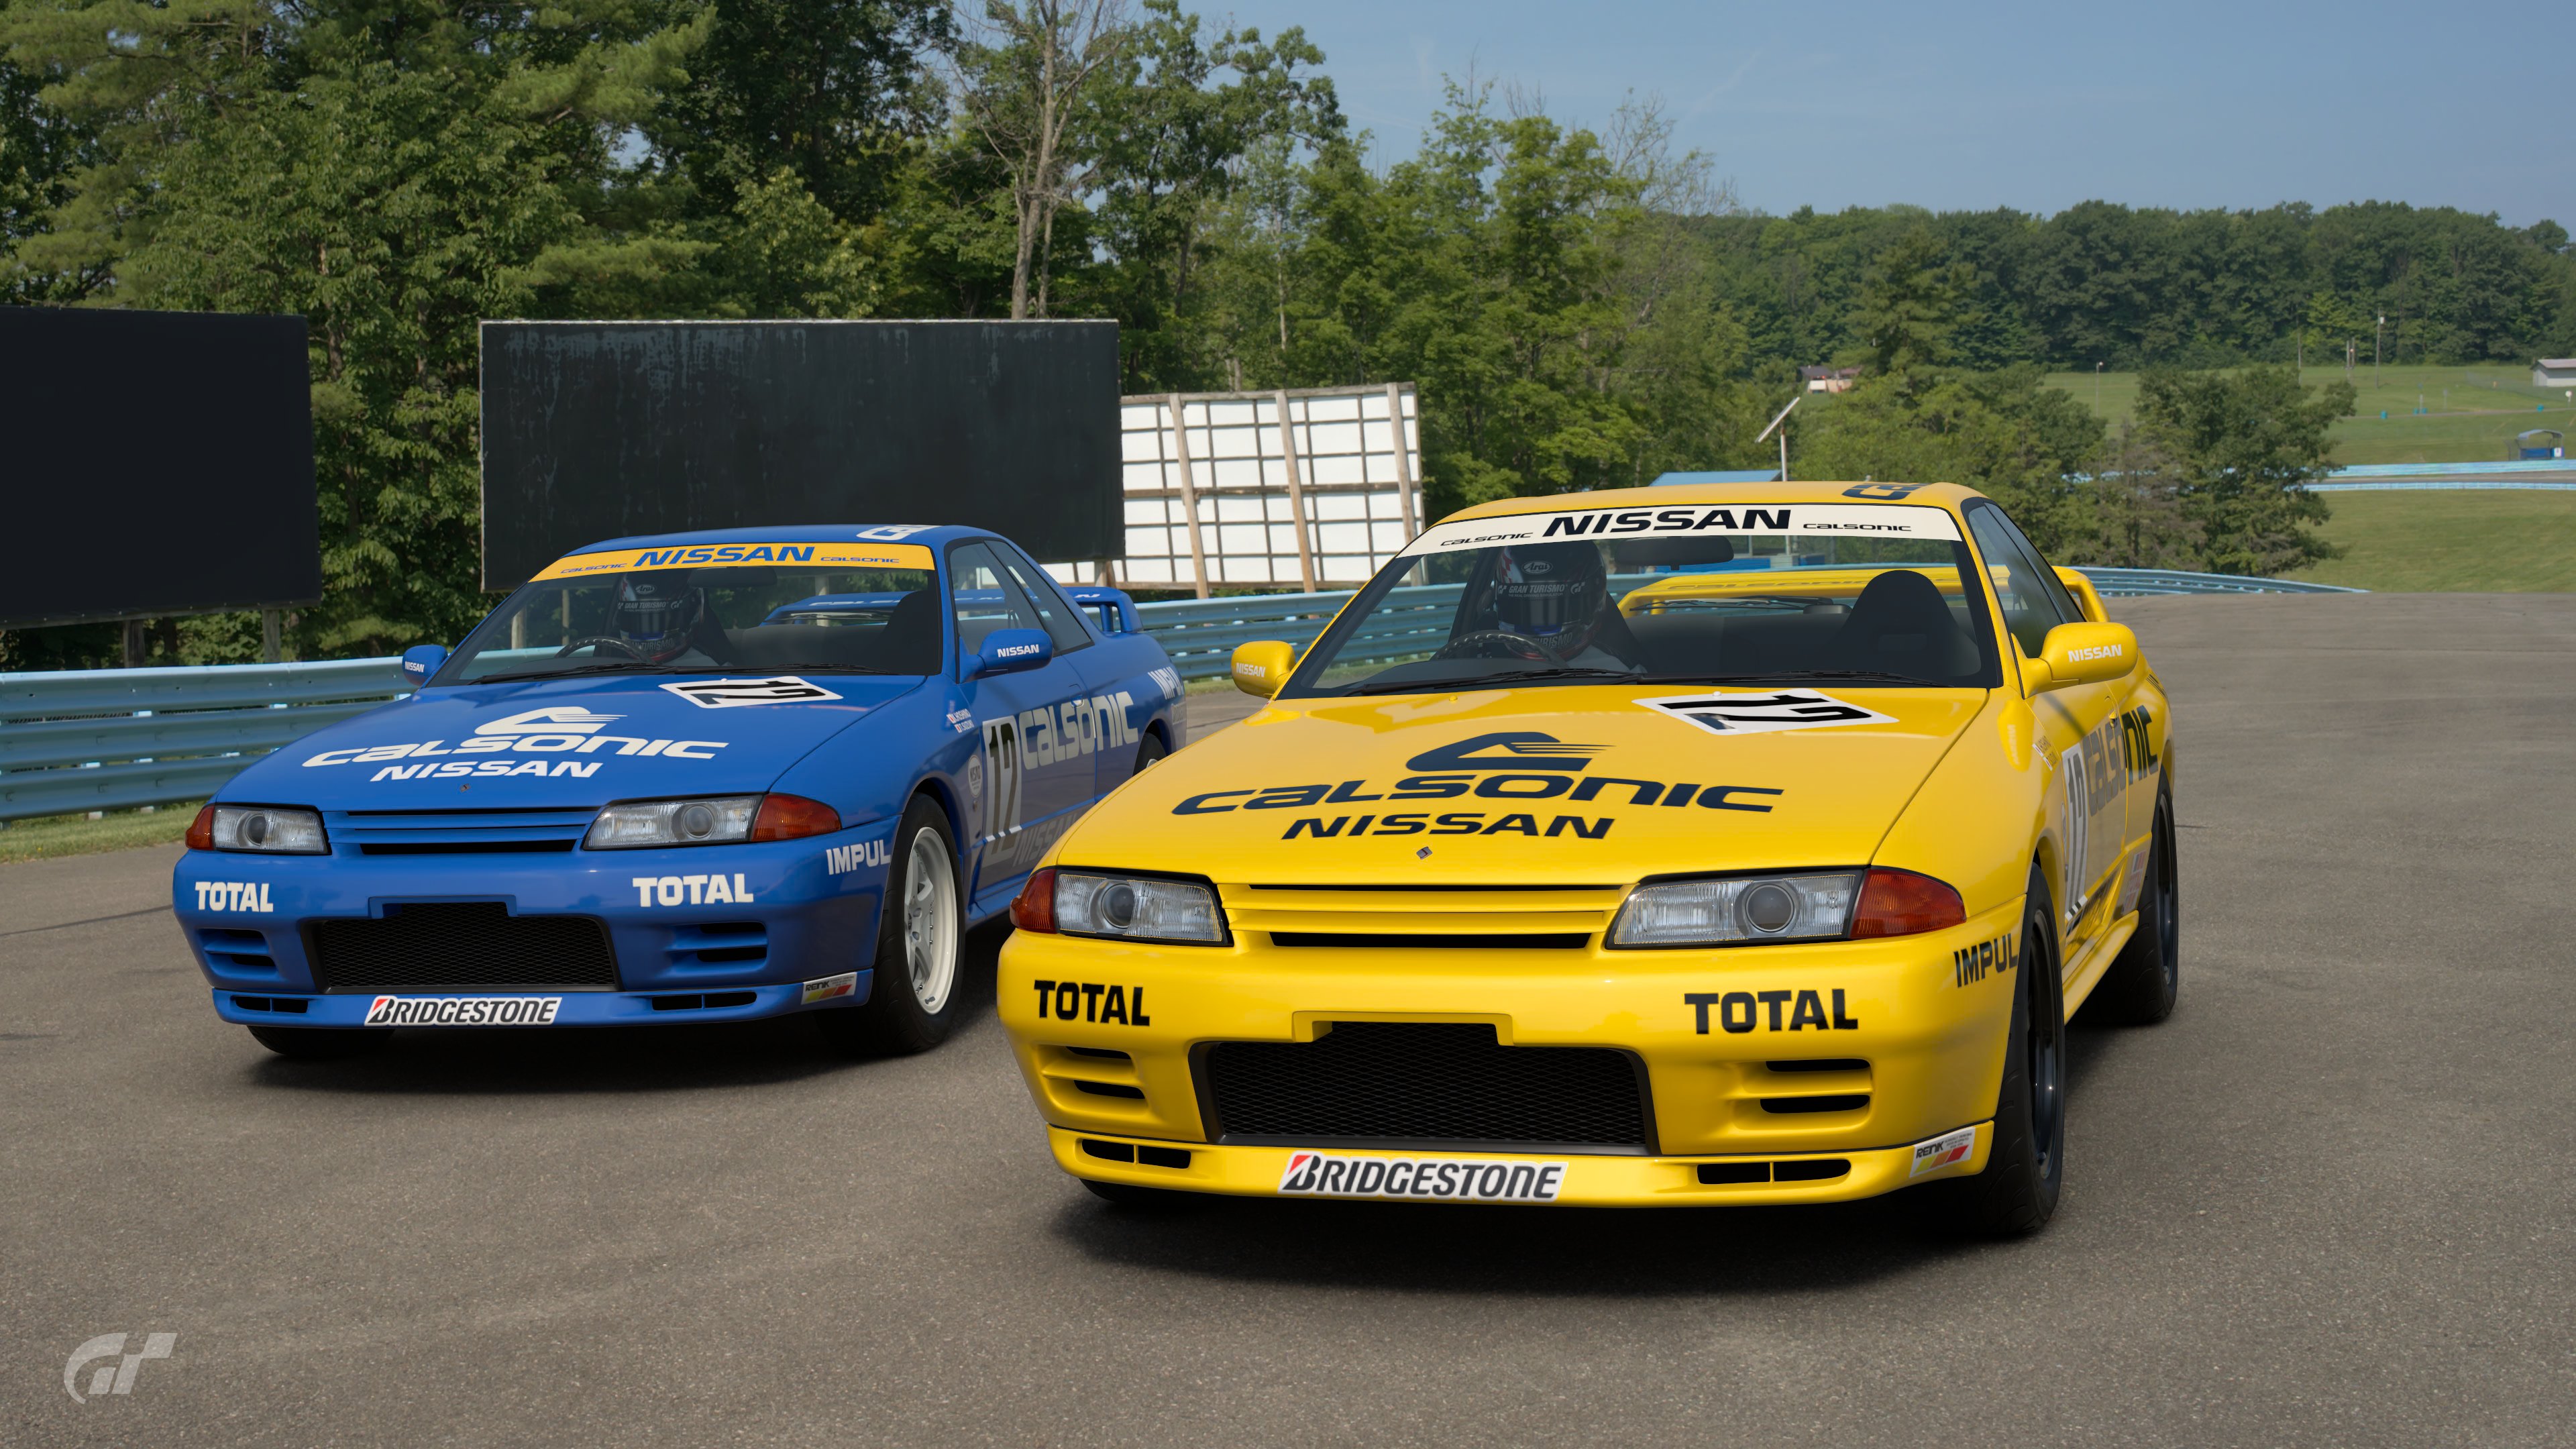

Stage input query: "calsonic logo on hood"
[
  {"left": 659, "top": 676, "right": 844, "bottom": 708},
  {"left": 1169, "top": 730, "right": 1784, "bottom": 841},
  {"left": 303, "top": 704, "right": 727, "bottom": 780},
  {"left": 1399, "top": 502, "right": 1964, "bottom": 557},
  {"left": 1638, "top": 690, "right": 1895, "bottom": 737}
]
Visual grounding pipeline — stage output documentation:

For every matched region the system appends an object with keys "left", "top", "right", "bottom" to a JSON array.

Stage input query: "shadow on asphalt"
[
  {"left": 1040, "top": 1020, "right": 2141, "bottom": 1294},
  {"left": 238, "top": 919, "right": 1011, "bottom": 1095}
]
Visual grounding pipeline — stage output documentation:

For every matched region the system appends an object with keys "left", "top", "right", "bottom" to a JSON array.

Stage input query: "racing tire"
[
  {"left": 2085, "top": 786, "right": 2180, "bottom": 1026},
  {"left": 1081, "top": 1179, "right": 1202, "bottom": 1210},
  {"left": 1134, "top": 732, "right": 1168, "bottom": 773},
  {"left": 1946, "top": 866, "right": 2068, "bottom": 1238},
  {"left": 246, "top": 1026, "right": 391, "bottom": 1059},
  {"left": 815, "top": 796, "right": 965, "bottom": 1058}
]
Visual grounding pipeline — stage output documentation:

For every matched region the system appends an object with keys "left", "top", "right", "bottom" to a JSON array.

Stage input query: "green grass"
[
  {"left": 0, "top": 802, "right": 199, "bottom": 865},
  {"left": 2290, "top": 489, "right": 2576, "bottom": 592},
  {"left": 2045, "top": 363, "right": 2573, "bottom": 466}
]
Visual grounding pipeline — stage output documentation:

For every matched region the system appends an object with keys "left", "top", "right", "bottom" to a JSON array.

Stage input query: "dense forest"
[{"left": 4, "top": 0, "right": 2571, "bottom": 667}]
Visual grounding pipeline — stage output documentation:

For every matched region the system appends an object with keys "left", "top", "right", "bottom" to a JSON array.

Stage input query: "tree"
[
  {"left": 2133, "top": 366, "right": 2352, "bottom": 576},
  {"left": 953, "top": 0, "right": 1131, "bottom": 319},
  {"left": 647, "top": 0, "right": 951, "bottom": 229},
  {"left": 1844, "top": 224, "right": 1977, "bottom": 384}
]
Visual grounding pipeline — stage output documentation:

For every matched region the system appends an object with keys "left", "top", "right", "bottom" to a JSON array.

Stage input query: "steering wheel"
[
  {"left": 1434, "top": 630, "right": 1553, "bottom": 662},
  {"left": 555, "top": 635, "right": 652, "bottom": 661}
]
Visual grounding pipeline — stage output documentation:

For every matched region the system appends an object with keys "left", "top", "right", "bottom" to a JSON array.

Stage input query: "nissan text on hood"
[
  {"left": 996, "top": 481, "right": 2179, "bottom": 1236},
  {"left": 174, "top": 525, "right": 1183, "bottom": 1059}
]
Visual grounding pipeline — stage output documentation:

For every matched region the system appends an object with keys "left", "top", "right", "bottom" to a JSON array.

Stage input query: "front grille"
[
  {"left": 1201, "top": 1022, "right": 1650, "bottom": 1152},
  {"left": 309, "top": 903, "right": 617, "bottom": 992}
]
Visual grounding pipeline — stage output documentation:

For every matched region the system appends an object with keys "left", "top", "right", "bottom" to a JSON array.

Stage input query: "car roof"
[
  {"left": 1437, "top": 479, "right": 1988, "bottom": 524},
  {"left": 564, "top": 523, "right": 1002, "bottom": 554}
]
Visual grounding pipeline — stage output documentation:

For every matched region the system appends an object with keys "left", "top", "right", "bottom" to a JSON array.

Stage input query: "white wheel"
[{"left": 900, "top": 824, "right": 960, "bottom": 1014}]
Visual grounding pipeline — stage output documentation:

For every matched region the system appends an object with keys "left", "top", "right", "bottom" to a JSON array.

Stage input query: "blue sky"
[{"left": 1219, "top": 0, "right": 2572, "bottom": 226}]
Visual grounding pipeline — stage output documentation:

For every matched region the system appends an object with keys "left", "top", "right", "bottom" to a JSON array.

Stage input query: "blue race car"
[{"left": 172, "top": 525, "right": 1185, "bottom": 1059}]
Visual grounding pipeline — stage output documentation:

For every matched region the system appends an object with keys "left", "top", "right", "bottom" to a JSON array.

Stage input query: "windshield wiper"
[
  {"left": 1639, "top": 669, "right": 1944, "bottom": 687},
  {"left": 1340, "top": 665, "right": 1643, "bottom": 696},
  {"left": 467, "top": 661, "right": 704, "bottom": 684}
]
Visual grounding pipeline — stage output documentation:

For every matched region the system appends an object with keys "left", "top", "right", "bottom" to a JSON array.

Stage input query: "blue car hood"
[{"left": 229, "top": 674, "right": 924, "bottom": 810}]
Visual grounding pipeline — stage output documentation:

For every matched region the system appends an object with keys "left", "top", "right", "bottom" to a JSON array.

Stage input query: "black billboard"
[
  {"left": 0, "top": 307, "right": 319, "bottom": 630},
  {"left": 478, "top": 321, "right": 1121, "bottom": 589}
]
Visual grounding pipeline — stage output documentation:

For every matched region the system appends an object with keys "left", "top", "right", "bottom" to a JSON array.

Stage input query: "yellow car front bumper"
[{"left": 999, "top": 898, "right": 2026, "bottom": 1208}]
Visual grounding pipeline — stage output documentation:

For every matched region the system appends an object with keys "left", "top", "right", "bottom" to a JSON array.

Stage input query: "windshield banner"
[
  {"left": 535, "top": 541, "right": 936, "bottom": 580},
  {"left": 1400, "top": 503, "right": 1962, "bottom": 557}
]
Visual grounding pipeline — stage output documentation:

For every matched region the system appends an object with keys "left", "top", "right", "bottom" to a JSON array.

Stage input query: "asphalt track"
[{"left": 4, "top": 592, "right": 2572, "bottom": 1447}]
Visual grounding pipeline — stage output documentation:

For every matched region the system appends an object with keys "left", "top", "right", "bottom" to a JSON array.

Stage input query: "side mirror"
[
  {"left": 400, "top": 644, "right": 449, "bottom": 684},
  {"left": 1231, "top": 641, "right": 1295, "bottom": 698},
  {"left": 2025, "top": 622, "right": 2138, "bottom": 692},
  {"left": 971, "top": 629, "right": 1053, "bottom": 678}
]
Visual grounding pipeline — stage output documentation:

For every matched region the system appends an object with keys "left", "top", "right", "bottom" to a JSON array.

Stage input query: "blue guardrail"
[{"left": 0, "top": 566, "right": 2357, "bottom": 822}]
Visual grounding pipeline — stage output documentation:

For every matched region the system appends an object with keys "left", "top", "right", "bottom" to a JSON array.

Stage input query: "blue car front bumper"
[{"left": 173, "top": 823, "right": 898, "bottom": 1028}]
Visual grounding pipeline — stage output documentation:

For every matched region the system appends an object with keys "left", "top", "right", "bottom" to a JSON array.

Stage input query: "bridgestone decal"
[
  {"left": 1275, "top": 1150, "right": 1568, "bottom": 1203},
  {"left": 362, "top": 996, "right": 564, "bottom": 1027}
]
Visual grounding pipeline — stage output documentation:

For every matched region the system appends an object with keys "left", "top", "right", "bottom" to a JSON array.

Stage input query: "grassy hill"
[
  {"left": 2290, "top": 488, "right": 2576, "bottom": 592},
  {"left": 2046, "top": 363, "right": 2571, "bottom": 466}
]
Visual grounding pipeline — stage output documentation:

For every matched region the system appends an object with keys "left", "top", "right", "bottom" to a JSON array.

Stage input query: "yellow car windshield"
[{"left": 1287, "top": 525, "right": 1999, "bottom": 696}]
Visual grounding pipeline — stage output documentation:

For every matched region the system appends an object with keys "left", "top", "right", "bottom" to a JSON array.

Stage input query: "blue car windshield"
[{"left": 443, "top": 564, "right": 940, "bottom": 684}]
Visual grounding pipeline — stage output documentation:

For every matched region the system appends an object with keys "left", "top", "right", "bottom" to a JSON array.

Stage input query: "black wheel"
[
  {"left": 247, "top": 1026, "right": 390, "bottom": 1059},
  {"left": 1134, "top": 732, "right": 1168, "bottom": 773},
  {"left": 814, "top": 796, "right": 965, "bottom": 1057},
  {"left": 1947, "top": 867, "right": 2067, "bottom": 1237},
  {"left": 1082, "top": 1179, "right": 1201, "bottom": 1210},
  {"left": 2086, "top": 786, "right": 2179, "bottom": 1025}
]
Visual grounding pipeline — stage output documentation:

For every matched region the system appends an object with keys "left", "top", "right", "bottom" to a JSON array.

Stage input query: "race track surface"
[{"left": 5, "top": 593, "right": 2572, "bottom": 1446}]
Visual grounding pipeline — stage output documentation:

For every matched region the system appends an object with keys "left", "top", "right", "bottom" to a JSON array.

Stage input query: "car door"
[
  {"left": 1964, "top": 502, "right": 2140, "bottom": 958},
  {"left": 949, "top": 541, "right": 1097, "bottom": 892},
  {"left": 985, "top": 546, "right": 1152, "bottom": 799}
]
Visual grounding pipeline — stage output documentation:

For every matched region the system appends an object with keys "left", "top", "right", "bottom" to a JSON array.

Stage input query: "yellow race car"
[{"left": 996, "top": 480, "right": 2176, "bottom": 1234}]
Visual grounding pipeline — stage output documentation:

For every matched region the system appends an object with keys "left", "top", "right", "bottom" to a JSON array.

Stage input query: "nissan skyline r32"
[
  {"left": 998, "top": 481, "right": 2178, "bottom": 1234},
  {"left": 172, "top": 526, "right": 1181, "bottom": 1060}
]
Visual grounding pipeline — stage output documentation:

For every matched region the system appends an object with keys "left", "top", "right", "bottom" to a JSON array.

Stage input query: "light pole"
[
  {"left": 2094, "top": 361, "right": 2104, "bottom": 416},
  {"left": 1757, "top": 394, "right": 1803, "bottom": 483},
  {"left": 2375, "top": 315, "right": 2385, "bottom": 389}
]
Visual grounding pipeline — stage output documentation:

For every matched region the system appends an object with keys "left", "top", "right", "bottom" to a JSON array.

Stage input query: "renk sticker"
[
  {"left": 1637, "top": 690, "right": 1894, "bottom": 737},
  {"left": 1909, "top": 1126, "right": 1978, "bottom": 1177},
  {"left": 363, "top": 996, "right": 564, "bottom": 1027},
  {"left": 802, "top": 973, "right": 857, "bottom": 1005},
  {"left": 1276, "top": 1151, "right": 1568, "bottom": 1203},
  {"left": 659, "top": 677, "right": 844, "bottom": 708}
]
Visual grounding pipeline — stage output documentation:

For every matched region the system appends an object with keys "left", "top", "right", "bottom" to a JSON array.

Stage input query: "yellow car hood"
[{"left": 1058, "top": 685, "right": 1992, "bottom": 885}]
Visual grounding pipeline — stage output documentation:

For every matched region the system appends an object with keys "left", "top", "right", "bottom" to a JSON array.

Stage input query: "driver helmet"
[
  {"left": 1491, "top": 541, "right": 1607, "bottom": 643},
  {"left": 614, "top": 574, "right": 706, "bottom": 662}
]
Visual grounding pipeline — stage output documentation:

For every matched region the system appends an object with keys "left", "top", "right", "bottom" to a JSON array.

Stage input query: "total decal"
[
  {"left": 631, "top": 872, "right": 757, "bottom": 906},
  {"left": 191, "top": 881, "right": 274, "bottom": 913},
  {"left": 1399, "top": 502, "right": 1964, "bottom": 557},
  {"left": 1683, "top": 988, "right": 1863, "bottom": 1034},
  {"left": 303, "top": 706, "right": 727, "bottom": 782},
  {"left": 1170, "top": 731, "right": 1786, "bottom": 841},
  {"left": 1276, "top": 1151, "right": 1568, "bottom": 1203},
  {"left": 364, "top": 995, "right": 562, "bottom": 1026}
]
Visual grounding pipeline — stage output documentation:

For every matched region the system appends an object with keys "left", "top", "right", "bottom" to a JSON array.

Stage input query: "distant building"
[
  {"left": 2536, "top": 358, "right": 2576, "bottom": 388},
  {"left": 1799, "top": 365, "right": 1862, "bottom": 394}
]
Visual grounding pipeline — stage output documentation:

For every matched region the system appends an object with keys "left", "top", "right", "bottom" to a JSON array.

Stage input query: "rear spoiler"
[{"left": 1067, "top": 586, "right": 1140, "bottom": 635}]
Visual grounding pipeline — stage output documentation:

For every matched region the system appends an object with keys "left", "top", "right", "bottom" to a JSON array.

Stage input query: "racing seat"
[
  {"left": 1823, "top": 570, "right": 1978, "bottom": 680},
  {"left": 871, "top": 588, "right": 943, "bottom": 674}
]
